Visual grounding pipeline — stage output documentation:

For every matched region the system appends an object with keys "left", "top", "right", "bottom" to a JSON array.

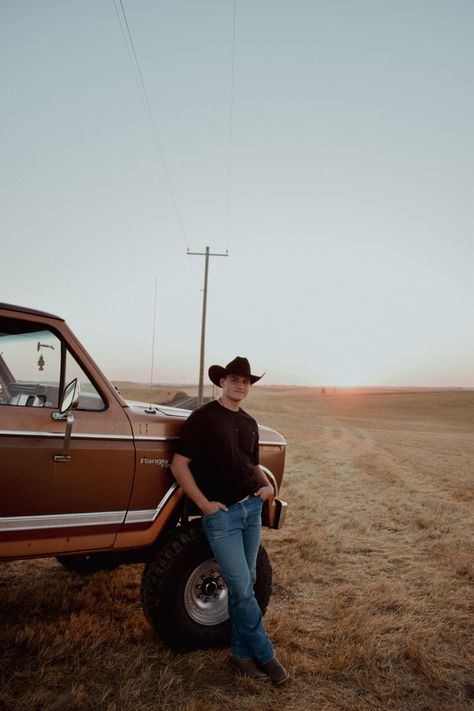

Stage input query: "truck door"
[{"left": 0, "top": 314, "right": 135, "bottom": 558}]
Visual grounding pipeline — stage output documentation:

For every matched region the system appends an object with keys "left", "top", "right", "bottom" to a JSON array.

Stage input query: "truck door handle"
[{"left": 53, "top": 412, "right": 75, "bottom": 463}]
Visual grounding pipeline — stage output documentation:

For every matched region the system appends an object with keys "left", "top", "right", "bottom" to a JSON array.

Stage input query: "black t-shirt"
[{"left": 175, "top": 399, "right": 260, "bottom": 506}]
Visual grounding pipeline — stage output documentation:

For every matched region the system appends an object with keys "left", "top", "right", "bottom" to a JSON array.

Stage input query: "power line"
[{"left": 113, "top": 0, "right": 189, "bottom": 250}]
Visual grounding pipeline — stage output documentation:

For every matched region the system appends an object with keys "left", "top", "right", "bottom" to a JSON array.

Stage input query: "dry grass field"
[{"left": 1, "top": 387, "right": 473, "bottom": 710}]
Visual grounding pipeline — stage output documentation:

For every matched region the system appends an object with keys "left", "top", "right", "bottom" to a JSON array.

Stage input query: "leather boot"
[
  {"left": 259, "top": 657, "right": 289, "bottom": 685},
  {"left": 228, "top": 655, "right": 269, "bottom": 680}
]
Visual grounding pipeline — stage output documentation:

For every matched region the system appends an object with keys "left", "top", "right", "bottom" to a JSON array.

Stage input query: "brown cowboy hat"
[{"left": 208, "top": 356, "right": 264, "bottom": 387}]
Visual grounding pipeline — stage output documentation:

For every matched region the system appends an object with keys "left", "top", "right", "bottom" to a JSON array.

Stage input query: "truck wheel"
[
  {"left": 140, "top": 522, "right": 272, "bottom": 652},
  {"left": 56, "top": 553, "right": 119, "bottom": 573}
]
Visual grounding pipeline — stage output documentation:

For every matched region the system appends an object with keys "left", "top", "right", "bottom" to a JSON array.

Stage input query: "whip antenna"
[{"left": 146, "top": 275, "right": 158, "bottom": 412}]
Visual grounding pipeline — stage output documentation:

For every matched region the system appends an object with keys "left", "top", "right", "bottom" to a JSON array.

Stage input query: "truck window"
[
  {"left": 0, "top": 317, "right": 61, "bottom": 407},
  {"left": 65, "top": 349, "right": 105, "bottom": 411}
]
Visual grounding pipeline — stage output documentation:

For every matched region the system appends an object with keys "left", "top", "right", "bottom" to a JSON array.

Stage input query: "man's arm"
[
  {"left": 171, "top": 453, "right": 228, "bottom": 516},
  {"left": 253, "top": 465, "right": 275, "bottom": 501}
]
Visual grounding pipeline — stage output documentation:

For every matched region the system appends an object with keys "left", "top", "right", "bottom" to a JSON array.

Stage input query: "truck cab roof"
[{"left": 0, "top": 303, "right": 64, "bottom": 321}]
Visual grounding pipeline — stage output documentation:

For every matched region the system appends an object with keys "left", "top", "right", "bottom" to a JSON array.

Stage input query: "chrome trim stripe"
[
  {"left": 0, "top": 431, "right": 282, "bottom": 445},
  {"left": 0, "top": 430, "right": 134, "bottom": 440},
  {"left": 0, "top": 484, "right": 180, "bottom": 532},
  {"left": 0, "top": 430, "right": 179, "bottom": 442},
  {"left": 133, "top": 435, "right": 179, "bottom": 442},
  {"left": 124, "top": 483, "right": 178, "bottom": 524},
  {"left": 73, "top": 433, "right": 133, "bottom": 440},
  {"left": 260, "top": 465, "right": 279, "bottom": 496},
  {"left": 0, "top": 511, "right": 126, "bottom": 532},
  {"left": 123, "top": 509, "right": 157, "bottom": 524}
]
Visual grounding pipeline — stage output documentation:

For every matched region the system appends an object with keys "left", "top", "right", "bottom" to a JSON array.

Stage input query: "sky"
[{"left": 1, "top": 1, "right": 473, "bottom": 387}]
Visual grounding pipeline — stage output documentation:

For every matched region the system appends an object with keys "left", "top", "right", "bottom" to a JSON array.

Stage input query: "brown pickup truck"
[{"left": 0, "top": 302, "right": 287, "bottom": 651}]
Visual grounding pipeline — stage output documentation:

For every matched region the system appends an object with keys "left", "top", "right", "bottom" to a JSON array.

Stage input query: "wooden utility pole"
[{"left": 187, "top": 246, "right": 228, "bottom": 407}]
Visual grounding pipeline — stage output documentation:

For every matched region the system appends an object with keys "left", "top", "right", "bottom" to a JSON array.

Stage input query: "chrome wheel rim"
[{"left": 184, "top": 559, "right": 228, "bottom": 625}]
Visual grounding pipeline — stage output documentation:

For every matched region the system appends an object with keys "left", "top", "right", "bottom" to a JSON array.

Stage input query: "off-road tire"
[
  {"left": 56, "top": 552, "right": 119, "bottom": 573},
  {"left": 140, "top": 521, "right": 272, "bottom": 652}
]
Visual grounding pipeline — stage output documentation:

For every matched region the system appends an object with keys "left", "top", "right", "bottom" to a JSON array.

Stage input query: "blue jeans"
[{"left": 202, "top": 494, "right": 275, "bottom": 664}]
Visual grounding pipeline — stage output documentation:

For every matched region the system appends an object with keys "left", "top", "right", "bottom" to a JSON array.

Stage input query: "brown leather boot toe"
[
  {"left": 228, "top": 655, "right": 269, "bottom": 680},
  {"left": 260, "top": 657, "right": 289, "bottom": 686}
]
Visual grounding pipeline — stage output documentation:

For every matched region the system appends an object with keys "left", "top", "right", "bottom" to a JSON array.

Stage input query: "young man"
[{"left": 171, "top": 356, "right": 289, "bottom": 685}]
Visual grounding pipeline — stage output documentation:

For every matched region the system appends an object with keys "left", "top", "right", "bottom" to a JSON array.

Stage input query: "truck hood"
[{"left": 124, "top": 399, "right": 286, "bottom": 445}]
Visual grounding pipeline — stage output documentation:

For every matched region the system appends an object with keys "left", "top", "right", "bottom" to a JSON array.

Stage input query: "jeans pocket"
[{"left": 203, "top": 508, "right": 223, "bottom": 520}]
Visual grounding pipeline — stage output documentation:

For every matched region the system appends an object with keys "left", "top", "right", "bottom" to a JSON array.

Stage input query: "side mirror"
[{"left": 60, "top": 378, "right": 81, "bottom": 414}]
